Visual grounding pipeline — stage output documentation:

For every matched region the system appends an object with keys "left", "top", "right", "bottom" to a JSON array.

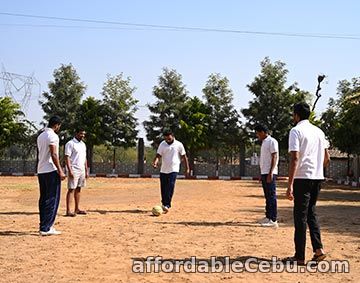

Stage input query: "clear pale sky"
[{"left": 1, "top": 1, "right": 359, "bottom": 139}]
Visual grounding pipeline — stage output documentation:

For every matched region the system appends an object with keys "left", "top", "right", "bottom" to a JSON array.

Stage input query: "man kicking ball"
[{"left": 152, "top": 130, "right": 189, "bottom": 214}]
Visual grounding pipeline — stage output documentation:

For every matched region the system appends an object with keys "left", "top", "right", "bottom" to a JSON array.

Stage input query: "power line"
[{"left": 0, "top": 12, "right": 360, "bottom": 40}]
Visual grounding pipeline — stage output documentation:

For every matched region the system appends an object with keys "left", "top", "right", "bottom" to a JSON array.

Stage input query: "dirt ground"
[{"left": 0, "top": 177, "right": 359, "bottom": 283}]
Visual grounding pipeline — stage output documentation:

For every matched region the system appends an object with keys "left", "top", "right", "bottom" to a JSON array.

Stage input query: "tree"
[
  {"left": 202, "top": 73, "right": 242, "bottom": 173},
  {"left": 0, "top": 97, "right": 33, "bottom": 151},
  {"left": 322, "top": 77, "right": 360, "bottom": 172},
  {"left": 40, "top": 64, "right": 86, "bottom": 144},
  {"left": 242, "top": 57, "right": 309, "bottom": 153},
  {"left": 144, "top": 68, "right": 189, "bottom": 146},
  {"left": 176, "top": 96, "right": 211, "bottom": 173},
  {"left": 77, "top": 97, "right": 107, "bottom": 173},
  {"left": 101, "top": 73, "right": 139, "bottom": 171}
]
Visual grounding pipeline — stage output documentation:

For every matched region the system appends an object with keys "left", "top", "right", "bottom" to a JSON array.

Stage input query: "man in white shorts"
[{"left": 65, "top": 129, "right": 88, "bottom": 216}]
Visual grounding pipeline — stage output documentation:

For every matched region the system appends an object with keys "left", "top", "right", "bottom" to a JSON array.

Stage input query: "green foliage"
[
  {"left": 242, "top": 57, "right": 309, "bottom": 153},
  {"left": 144, "top": 68, "right": 189, "bottom": 146},
  {"left": 40, "top": 64, "right": 86, "bottom": 143},
  {"left": 177, "top": 97, "right": 211, "bottom": 167},
  {"left": 203, "top": 73, "right": 242, "bottom": 152},
  {"left": 101, "top": 73, "right": 138, "bottom": 148},
  {"left": 77, "top": 97, "right": 106, "bottom": 147},
  {"left": 322, "top": 77, "right": 360, "bottom": 155},
  {"left": 0, "top": 97, "right": 35, "bottom": 151},
  {"left": 93, "top": 145, "right": 156, "bottom": 163}
]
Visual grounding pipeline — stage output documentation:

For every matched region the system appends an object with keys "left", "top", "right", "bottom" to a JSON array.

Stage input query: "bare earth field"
[{"left": 0, "top": 176, "right": 359, "bottom": 283}]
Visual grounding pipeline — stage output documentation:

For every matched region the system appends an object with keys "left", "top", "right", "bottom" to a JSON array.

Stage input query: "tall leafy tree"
[
  {"left": 77, "top": 97, "right": 107, "bottom": 173},
  {"left": 242, "top": 57, "right": 308, "bottom": 153},
  {"left": 0, "top": 97, "right": 34, "bottom": 151},
  {"left": 144, "top": 68, "right": 189, "bottom": 146},
  {"left": 176, "top": 96, "right": 211, "bottom": 173},
  {"left": 101, "top": 73, "right": 139, "bottom": 170},
  {"left": 40, "top": 64, "right": 86, "bottom": 144},
  {"left": 203, "top": 73, "right": 242, "bottom": 171},
  {"left": 322, "top": 77, "right": 360, "bottom": 172}
]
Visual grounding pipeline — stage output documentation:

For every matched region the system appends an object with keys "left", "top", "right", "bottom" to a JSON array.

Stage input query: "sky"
[{"left": 0, "top": 1, "right": 359, "bottom": 141}]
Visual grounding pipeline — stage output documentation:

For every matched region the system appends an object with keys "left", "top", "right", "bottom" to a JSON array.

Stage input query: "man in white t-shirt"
[
  {"left": 152, "top": 130, "right": 190, "bottom": 214},
  {"left": 255, "top": 124, "right": 279, "bottom": 228},
  {"left": 284, "top": 102, "right": 330, "bottom": 266},
  {"left": 64, "top": 129, "right": 88, "bottom": 216},
  {"left": 37, "top": 116, "right": 66, "bottom": 236}
]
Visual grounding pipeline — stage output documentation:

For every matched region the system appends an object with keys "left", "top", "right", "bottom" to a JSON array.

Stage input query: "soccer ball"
[{"left": 152, "top": 205, "right": 163, "bottom": 216}]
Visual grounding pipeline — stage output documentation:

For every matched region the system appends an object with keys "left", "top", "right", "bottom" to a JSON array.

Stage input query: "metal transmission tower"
[{"left": 0, "top": 66, "right": 41, "bottom": 113}]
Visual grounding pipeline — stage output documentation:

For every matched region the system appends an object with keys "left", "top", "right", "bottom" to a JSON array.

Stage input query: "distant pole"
[
  {"left": 137, "top": 138, "right": 145, "bottom": 174},
  {"left": 312, "top": 74, "right": 326, "bottom": 112}
]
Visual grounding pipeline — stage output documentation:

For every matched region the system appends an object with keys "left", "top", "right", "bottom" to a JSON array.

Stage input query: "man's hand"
[
  {"left": 184, "top": 168, "right": 190, "bottom": 177},
  {"left": 85, "top": 171, "right": 89, "bottom": 179},
  {"left": 152, "top": 161, "right": 158, "bottom": 168},
  {"left": 286, "top": 185, "right": 294, "bottom": 201},
  {"left": 59, "top": 169, "right": 66, "bottom": 181},
  {"left": 68, "top": 171, "right": 74, "bottom": 179},
  {"left": 266, "top": 173, "right": 273, "bottom": 183}
]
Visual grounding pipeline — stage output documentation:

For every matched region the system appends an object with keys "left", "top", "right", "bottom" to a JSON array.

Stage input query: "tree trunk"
[
  {"left": 189, "top": 152, "right": 195, "bottom": 176},
  {"left": 112, "top": 147, "right": 116, "bottom": 174},
  {"left": 87, "top": 145, "right": 94, "bottom": 174},
  {"left": 239, "top": 141, "right": 245, "bottom": 176}
]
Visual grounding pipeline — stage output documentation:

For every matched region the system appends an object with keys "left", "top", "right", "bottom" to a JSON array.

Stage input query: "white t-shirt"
[
  {"left": 289, "top": 120, "right": 329, "bottom": 180},
  {"left": 157, "top": 139, "right": 186, "bottom": 174},
  {"left": 260, "top": 135, "right": 279, "bottom": 175},
  {"left": 65, "top": 137, "right": 87, "bottom": 171},
  {"left": 37, "top": 128, "right": 59, "bottom": 174}
]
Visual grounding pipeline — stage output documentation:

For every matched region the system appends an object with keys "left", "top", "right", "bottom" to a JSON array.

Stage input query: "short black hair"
[
  {"left": 75, "top": 128, "right": 86, "bottom": 133},
  {"left": 48, "top": 116, "right": 61, "bottom": 127},
  {"left": 254, "top": 124, "right": 268, "bottom": 133},
  {"left": 163, "top": 129, "right": 173, "bottom": 136},
  {"left": 293, "top": 102, "right": 310, "bottom": 120}
]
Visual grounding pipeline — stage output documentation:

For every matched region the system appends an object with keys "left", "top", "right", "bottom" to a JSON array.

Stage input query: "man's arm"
[
  {"left": 287, "top": 151, "right": 299, "bottom": 201},
  {"left": 182, "top": 154, "right": 190, "bottom": 176},
  {"left": 85, "top": 158, "right": 89, "bottom": 178},
  {"left": 152, "top": 153, "right": 161, "bottom": 168},
  {"left": 267, "top": 152, "right": 278, "bottom": 183},
  {"left": 50, "top": 144, "right": 66, "bottom": 180},
  {"left": 324, "top": 148, "right": 330, "bottom": 168},
  {"left": 64, "top": 155, "right": 73, "bottom": 178}
]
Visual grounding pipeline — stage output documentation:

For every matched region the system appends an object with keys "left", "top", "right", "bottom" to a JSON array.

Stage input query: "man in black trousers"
[
  {"left": 37, "top": 116, "right": 66, "bottom": 236},
  {"left": 285, "top": 102, "right": 330, "bottom": 265}
]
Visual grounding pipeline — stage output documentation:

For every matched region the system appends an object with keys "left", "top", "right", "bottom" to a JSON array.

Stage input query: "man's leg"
[
  {"left": 160, "top": 173, "right": 170, "bottom": 207},
  {"left": 66, "top": 189, "right": 75, "bottom": 215},
  {"left": 74, "top": 171, "right": 86, "bottom": 214},
  {"left": 167, "top": 172, "right": 178, "bottom": 208},
  {"left": 74, "top": 187, "right": 86, "bottom": 214},
  {"left": 261, "top": 174, "right": 270, "bottom": 219},
  {"left": 38, "top": 173, "right": 50, "bottom": 232},
  {"left": 293, "top": 179, "right": 311, "bottom": 261},
  {"left": 49, "top": 171, "right": 61, "bottom": 228},
  {"left": 267, "top": 174, "right": 277, "bottom": 222},
  {"left": 307, "top": 180, "right": 325, "bottom": 256}
]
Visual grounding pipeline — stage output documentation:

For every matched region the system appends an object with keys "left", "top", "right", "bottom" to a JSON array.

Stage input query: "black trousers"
[
  {"left": 160, "top": 172, "right": 178, "bottom": 208},
  {"left": 38, "top": 170, "right": 61, "bottom": 232},
  {"left": 293, "top": 179, "right": 323, "bottom": 260}
]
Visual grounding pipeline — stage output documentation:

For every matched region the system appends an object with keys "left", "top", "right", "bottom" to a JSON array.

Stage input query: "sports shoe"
[
  {"left": 261, "top": 219, "right": 279, "bottom": 228},
  {"left": 39, "top": 227, "right": 62, "bottom": 236},
  {"left": 258, "top": 217, "right": 270, "bottom": 224},
  {"left": 161, "top": 205, "right": 169, "bottom": 214}
]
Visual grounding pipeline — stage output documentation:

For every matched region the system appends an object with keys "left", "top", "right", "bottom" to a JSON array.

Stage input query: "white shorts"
[{"left": 68, "top": 170, "right": 86, "bottom": 189}]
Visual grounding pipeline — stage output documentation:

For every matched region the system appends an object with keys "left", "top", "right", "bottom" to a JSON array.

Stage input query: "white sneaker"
[
  {"left": 39, "top": 227, "right": 62, "bottom": 236},
  {"left": 261, "top": 219, "right": 279, "bottom": 228},
  {"left": 258, "top": 217, "right": 270, "bottom": 224},
  {"left": 161, "top": 205, "right": 169, "bottom": 214}
]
